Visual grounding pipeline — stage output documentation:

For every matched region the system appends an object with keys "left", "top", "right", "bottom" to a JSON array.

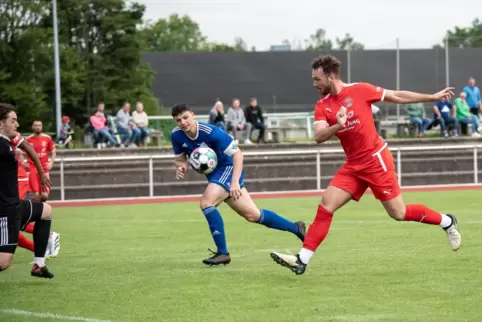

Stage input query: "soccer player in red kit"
[
  {"left": 26, "top": 120, "right": 56, "bottom": 201},
  {"left": 270, "top": 56, "right": 461, "bottom": 275}
]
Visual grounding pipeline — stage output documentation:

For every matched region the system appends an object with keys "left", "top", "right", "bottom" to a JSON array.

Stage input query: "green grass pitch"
[{"left": 1, "top": 190, "right": 481, "bottom": 322}]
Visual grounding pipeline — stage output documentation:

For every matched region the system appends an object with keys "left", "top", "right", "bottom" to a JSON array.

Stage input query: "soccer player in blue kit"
[{"left": 170, "top": 104, "right": 306, "bottom": 266}]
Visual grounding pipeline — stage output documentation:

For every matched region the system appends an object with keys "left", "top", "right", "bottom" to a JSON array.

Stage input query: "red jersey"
[
  {"left": 314, "top": 82, "right": 386, "bottom": 163},
  {"left": 10, "top": 133, "right": 28, "bottom": 180},
  {"left": 26, "top": 133, "right": 55, "bottom": 172}
]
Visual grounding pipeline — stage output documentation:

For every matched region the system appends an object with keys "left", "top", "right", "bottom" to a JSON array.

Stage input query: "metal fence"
[{"left": 54, "top": 144, "right": 481, "bottom": 201}]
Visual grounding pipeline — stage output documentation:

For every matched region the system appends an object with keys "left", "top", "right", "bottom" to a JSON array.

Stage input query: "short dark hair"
[
  {"left": 0, "top": 103, "right": 15, "bottom": 121},
  {"left": 171, "top": 104, "right": 192, "bottom": 117},
  {"left": 32, "top": 119, "right": 42, "bottom": 125},
  {"left": 311, "top": 55, "right": 341, "bottom": 77}
]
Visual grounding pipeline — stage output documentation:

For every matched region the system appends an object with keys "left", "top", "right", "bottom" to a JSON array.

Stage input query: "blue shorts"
[{"left": 207, "top": 165, "right": 245, "bottom": 192}]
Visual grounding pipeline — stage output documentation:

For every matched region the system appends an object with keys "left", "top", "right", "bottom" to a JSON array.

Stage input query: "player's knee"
[
  {"left": 200, "top": 199, "right": 215, "bottom": 210},
  {"left": 319, "top": 198, "right": 336, "bottom": 214},
  {"left": 41, "top": 203, "right": 53, "bottom": 220},
  {"left": 0, "top": 257, "right": 13, "bottom": 271}
]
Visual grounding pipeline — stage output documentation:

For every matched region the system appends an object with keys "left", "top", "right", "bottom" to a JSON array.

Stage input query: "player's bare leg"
[
  {"left": 31, "top": 203, "right": 54, "bottom": 278},
  {"left": 226, "top": 187, "right": 306, "bottom": 241},
  {"left": 0, "top": 253, "right": 14, "bottom": 271},
  {"left": 270, "top": 185, "right": 353, "bottom": 275},
  {"left": 199, "top": 183, "right": 232, "bottom": 266},
  {"left": 381, "top": 194, "right": 461, "bottom": 251}
]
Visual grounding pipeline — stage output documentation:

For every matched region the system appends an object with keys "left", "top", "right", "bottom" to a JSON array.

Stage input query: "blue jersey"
[{"left": 171, "top": 122, "right": 244, "bottom": 191}]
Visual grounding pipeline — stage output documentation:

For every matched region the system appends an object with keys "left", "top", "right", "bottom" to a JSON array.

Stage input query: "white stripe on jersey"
[{"left": 198, "top": 124, "right": 212, "bottom": 134}]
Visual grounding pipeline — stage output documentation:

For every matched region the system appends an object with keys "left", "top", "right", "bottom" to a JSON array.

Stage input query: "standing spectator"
[
  {"left": 433, "top": 97, "right": 458, "bottom": 138},
  {"left": 116, "top": 102, "right": 140, "bottom": 147},
  {"left": 227, "top": 98, "right": 252, "bottom": 144},
  {"left": 371, "top": 104, "right": 381, "bottom": 135},
  {"left": 90, "top": 103, "right": 117, "bottom": 147},
  {"left": 454, "top": 91, "right": 481, "bottom": 138},
  {"left": 244, "top": 97, "right": 266, "bottom": 143},
  {"left": 463, "top": 77, "right": 481, "bottom": 119},
  {"left": 208, "top": 101, "right": 226, "bottom": 130},
  {"left": 404, "top": 102, "right": 432, "bottom": 137},
  {"left": 132, "top": 102, "right": 150, "bottom": 146}
]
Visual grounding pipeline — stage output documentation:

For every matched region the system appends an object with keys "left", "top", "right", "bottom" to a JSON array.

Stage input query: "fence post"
[
  {"left": 397, "top": 148, "right": 402, "bottom": 186},
  {"left": 306, "top": 115, "right": 312, "bottom": 139},
  {"left": 316, "top": 151, "right": 321, "bottom": 190},
  {"left": 60, "top": 155, "right": 65, "bottom": 201},
  {"left": 149, "top": 156, "right": 154, "bottom": 197},
  {"left": 474, "top": 146, "right": 478, "bottom": 184}
]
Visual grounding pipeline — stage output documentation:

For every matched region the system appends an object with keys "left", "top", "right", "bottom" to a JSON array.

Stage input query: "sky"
[{"left": 138, "top": 0, "right": 480, "bottom": 51}]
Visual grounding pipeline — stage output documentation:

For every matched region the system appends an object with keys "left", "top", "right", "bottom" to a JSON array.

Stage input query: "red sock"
[
  {"left": 303, "top": 205, "right": 334, "bottom": 252},
  {"left": 404, "top": 204, "right": 442, "bottom": 225},
  {"left": 18, "top": 233, "right": 35, "bottom": 252},
  {"left": 25, "top": 222, "right": 35, "bottom": 234}
]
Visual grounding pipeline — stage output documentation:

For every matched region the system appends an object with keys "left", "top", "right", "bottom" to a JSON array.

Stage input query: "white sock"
[
  {"left": 440, "top": 214, "right": 453, "bottom": 229},
  {"left": 298, "top": 248, "right": 314, "bottom": 265},
  {"left": 34, "top": 257, "right": 45, "bottom": 268}
]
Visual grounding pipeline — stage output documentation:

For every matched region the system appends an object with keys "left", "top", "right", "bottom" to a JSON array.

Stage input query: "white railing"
[{"left": 54, "top": 144, "right": 481, "bottom": 201}]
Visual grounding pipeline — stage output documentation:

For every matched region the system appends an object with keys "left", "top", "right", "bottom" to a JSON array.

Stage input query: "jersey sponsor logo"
[{"left": 347, "top": 111, "right": 354, "bottom": 119}]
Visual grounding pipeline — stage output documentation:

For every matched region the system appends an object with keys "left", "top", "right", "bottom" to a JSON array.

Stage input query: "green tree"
[
  {"left": 305, "top": 28, "right": 333, "bottom": 51},
  {"left": 0, "top": 0, "right": 53, "bottom": 131},
  {"left": 444, "top": 18, "right": 482, "bottom": 48},
  {"left": 336, "top": 33, "right": 364, "bottom": 51},
  {"left": 141, "top": 14, "right": 207, "bottom": 52}
]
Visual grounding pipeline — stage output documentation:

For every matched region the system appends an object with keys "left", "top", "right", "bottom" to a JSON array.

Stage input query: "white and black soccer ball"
[{"left": 189, "top": 146, "right": 218, "bottom": 174}]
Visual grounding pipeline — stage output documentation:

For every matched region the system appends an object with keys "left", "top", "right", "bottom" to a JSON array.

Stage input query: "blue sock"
[
  {"left": 258, "top": 209, "right": 299, "bottom": 235},
  {"left": 202, "top": 207, "right": 228, "bottom": 255}
]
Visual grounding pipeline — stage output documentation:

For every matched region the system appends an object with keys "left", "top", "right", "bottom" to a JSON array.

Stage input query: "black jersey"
[{"left": 0, "top": 134, "right": 20, "bottom": 211}]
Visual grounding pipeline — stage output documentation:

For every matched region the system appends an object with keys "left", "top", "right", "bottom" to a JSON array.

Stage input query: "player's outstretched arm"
[
  {"left": 384, "top": 87, "right": 455, "bottom": 104},
  {"left": 314, "top": 122, "right": 342, "bottom": 144}
]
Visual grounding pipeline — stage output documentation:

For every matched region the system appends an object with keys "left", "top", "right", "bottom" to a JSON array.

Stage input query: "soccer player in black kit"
[{"left": 0, "top": 103, "right": 55, "bottom": 278}]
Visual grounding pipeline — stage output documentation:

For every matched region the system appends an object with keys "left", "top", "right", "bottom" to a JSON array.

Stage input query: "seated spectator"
[
  {"left": 90, "top": 103, "right": 118, "bottom": 146},
  {"left": 132, "top": 102, "right": 150, "bottom": 146},
  {"left": 244, "top": 97, "right": 266, "bottom": 143},
  {"left": 227, "top": 98, "right": 252, "bottom": 144},
  {"left": 433, "top": 97, "right": 458, "bottom": 138},
  {"left": 404, "top": 102, "right": 432, "bottom": 137},
  {"left": 208, "top": 101, "right": 226, "bottom": 130},
  {"left": 455, "top": 92, "right": 481, "bottom": 138},
  {"left": 116, "top": 102, "right": 140, "bottom": 147},
  {"left": 57, "top": 116, "right": 74, "bottom": 148}
]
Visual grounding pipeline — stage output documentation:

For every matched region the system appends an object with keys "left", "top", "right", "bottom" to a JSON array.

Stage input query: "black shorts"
[
  {"left": 20, "top": 199, "right": 44, "bottom": 231},
  {"left": 0, "top": 205, "right": 21, "bottom": 254}
]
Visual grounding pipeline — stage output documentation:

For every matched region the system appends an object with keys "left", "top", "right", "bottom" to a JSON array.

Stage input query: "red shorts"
[
  {"left": 29, "top": 170, "right": 50, "bottom": 194},
  {"left": 329, "top": 145, "right": 401, "bottom": 201},
  {"left": 18, "top": 179, "right": 29, "bottom": 199}
]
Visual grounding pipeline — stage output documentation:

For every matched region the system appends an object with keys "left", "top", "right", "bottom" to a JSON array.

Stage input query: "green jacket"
[
  {"left": 454, "top": 98, "right": 471, "bottom": 120},
  {"left": 404, "top": 103, "right": 425, "bottom": 118}
]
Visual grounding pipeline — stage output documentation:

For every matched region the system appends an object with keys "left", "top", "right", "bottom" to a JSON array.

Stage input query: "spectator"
[
  {"left": 116, "top": 102, "right": 140, "bottom": 147},
  {"left": 454, "top": 91, "right": 481, "bottom": 138},
  {"left": 132, "top": 102, "right": 150, "bottom": 146},
  {"left": 90, "top": 103, "right": 118, "bottom": 147},
  {"left": 404, "top": 102, "right": 431, "bottom": 137},
  {"left": 463, "top": 77, "right": 481, "bottom": 118},
  {"left": 208, "top": 101, "right": 226, "bottom": 130},
  {"left": 371, "top": 104, "right": 381, "bottom": 135},
  {"left": 57, "top": 116, "right": 74, "bottom": 148},
  {"left": 227, "top": 98, "right": 252, "bottom": 144},
  {"left": 244, "top": 97, "right": 266, "bottom": 143},
  {"left": 433, "top": 97, "right": 458, "bottom": 138}
]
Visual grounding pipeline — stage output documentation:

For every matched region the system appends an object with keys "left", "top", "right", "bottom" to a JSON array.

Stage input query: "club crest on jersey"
[
  {"left": 42, "top": 141, "right": 47, "bottom": 147},
  {"left": 343, "top": 97, "right": 353, "bottom": 108}
]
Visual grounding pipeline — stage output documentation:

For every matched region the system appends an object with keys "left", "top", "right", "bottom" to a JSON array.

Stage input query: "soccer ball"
[{"left": 189, "top": 146, "right": 218, "bottom": 174}]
